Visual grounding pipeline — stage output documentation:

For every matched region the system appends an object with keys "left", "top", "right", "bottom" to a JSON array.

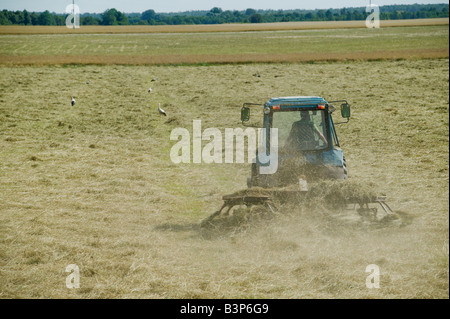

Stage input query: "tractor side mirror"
[
  {"left": 341, "top": 103, "right": 350, "bottom": 119},
  {"left": 241, "top": 106, "right": 250, "bottom": 122}
]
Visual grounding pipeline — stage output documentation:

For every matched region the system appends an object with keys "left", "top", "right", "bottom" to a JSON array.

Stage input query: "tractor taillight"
[
  {"left": 273, "top": 105, "right": 280, "bottom": 110},
  {"left": 318, "top": 104, "right": 326, "bottom": 110}
]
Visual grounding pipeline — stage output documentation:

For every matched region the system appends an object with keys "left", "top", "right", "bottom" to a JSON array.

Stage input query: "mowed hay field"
[
  {"left": 0, "top": 24, "right": 448, "bottom": 65},
  {"left": 0, "top": 24, "right": 449, "bottom": 299}
]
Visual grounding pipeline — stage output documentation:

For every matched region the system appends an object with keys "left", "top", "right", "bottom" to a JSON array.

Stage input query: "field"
[
  {"left": 0, "top": 21, "right": 448, "bottom": 65},
  {"left": 0, "top": 20, "right": 449, "bottom": 299},
  {"left": 0, "top": 18, "right": 448, "bottom": 34}
]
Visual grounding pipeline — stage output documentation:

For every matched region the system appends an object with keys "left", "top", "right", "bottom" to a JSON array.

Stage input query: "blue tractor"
[
  {"left": 201, "top": 97, "right": 401, "bottom": 231},
  {"left": 241, "top": 96, "right": 351, "bottom": 188}
]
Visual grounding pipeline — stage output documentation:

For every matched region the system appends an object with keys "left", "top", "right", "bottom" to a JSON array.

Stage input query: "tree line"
[{"left": 0, "top": 4, "right": 448, "bottom": 26}]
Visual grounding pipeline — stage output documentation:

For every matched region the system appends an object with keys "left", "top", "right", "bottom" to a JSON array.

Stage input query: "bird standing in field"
[
  {"left": 148, "top": 88, "right": 152, "bottom": 93},
  {"left": 71, "top": 97, "right": 76, "bottom": 106},
  {"left": 158, "top": 103, "right": 167, "bottom": 116}
]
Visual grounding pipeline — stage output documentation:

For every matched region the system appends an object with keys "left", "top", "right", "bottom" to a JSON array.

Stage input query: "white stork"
[{"left": 158, "top": 103, "right": 166, "bottom": 116}]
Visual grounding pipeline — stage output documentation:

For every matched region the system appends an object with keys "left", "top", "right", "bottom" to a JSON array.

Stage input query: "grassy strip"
[
  {"left": 1, "top": 25, "right": 447, "bottom": 61},
  {"left": 0, "top": 48, "right": 448, "bottom": 66},
  {"left": 0, "top": 18, "right": 448, "bottom": 35}
]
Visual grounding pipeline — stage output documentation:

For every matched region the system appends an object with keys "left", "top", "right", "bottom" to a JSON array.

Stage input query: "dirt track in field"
[{"left": 0, "top": 48, "right": 447, "bottom": 65}]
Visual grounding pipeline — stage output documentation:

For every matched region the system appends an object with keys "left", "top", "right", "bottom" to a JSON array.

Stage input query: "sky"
[{"left": 0, "top": 0, "right": 447, "bottom": 13}]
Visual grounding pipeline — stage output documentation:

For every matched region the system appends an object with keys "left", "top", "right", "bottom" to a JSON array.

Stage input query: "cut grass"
[
  {"left": 0, "top": 59, "right": 448, "bottom": 298},
  {"left": 0, "top": 25, "right": 448, "bottom": 65}
]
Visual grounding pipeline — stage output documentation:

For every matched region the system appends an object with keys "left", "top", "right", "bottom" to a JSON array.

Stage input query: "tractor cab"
[{"left": 241, "top": 96, "right": 351, "bottom": 188}]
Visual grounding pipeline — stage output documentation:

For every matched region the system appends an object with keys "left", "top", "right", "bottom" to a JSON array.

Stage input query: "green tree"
[
  {"left": 38, "top": 10, "right": 55, "bottom": 25},
  {"left": 82, "top": 16, "right": 100, "bottom": 25},
  {"left": 101, "top": 8, "right": 128, "bottom": 25},
  {"left": 250, "top": 13, "right": 262, "bottom": 23},
  {"left": 210, "top": 7, "right": 223, "bottom": 15},
  {"left": 0, "top": 10, "right": 11, "bottom": 25},
  {"left": 317, "top": 10, "right": 326, "bottom": 20},
  {"left": 23, "top": 10, "right": 32, "bottom": 25},
  {"left": 142, "top": 9, "right": 156, "bottom": 22},
  {"left": 352, "top": 9, "right": 364, "bottom": 20},
  {"left": 102, "top": 8, "right": 118, "bottom": 25},
  {"left": 13, "top": 10, "right": 24, "bottom": 24},
  {"left": 325, "top": 9, "right": 333, "bottom": 21},
  {"left": 305, "top": 12, "right": 314, "bottom": 20},
  {"left": 245, "top": 8, "right": 257, "bottom": 16},
  {"left": 116, "top": 11, "right": 128, "bottom": 25},
  {"left": 53, "top": 14, "right": 65, "bottom": 26}
]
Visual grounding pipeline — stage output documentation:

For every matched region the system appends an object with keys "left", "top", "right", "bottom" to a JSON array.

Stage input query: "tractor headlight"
[{"left": 264, "top": 106, "right": 271, "bottom": 114}]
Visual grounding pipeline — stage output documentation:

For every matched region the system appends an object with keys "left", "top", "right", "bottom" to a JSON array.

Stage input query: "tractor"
[
  {"left": 242, "top": 96, "right": 350, "bottom": 188},
  {"left": 201, "top": 96, "right": 401, "bottom": 232}
]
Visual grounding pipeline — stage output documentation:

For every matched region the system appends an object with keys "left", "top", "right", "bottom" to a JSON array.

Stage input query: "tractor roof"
[{"left": 265, "top": 96, "right": 327, "bottom": 107}]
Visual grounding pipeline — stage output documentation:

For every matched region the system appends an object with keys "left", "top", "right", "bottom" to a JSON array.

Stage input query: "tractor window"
[
  {"left": 272, "top": 109, "right": 329, "bottom": 151},
  {"left": 330, "top": 118, "right": 340, "bottom": 147}
]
